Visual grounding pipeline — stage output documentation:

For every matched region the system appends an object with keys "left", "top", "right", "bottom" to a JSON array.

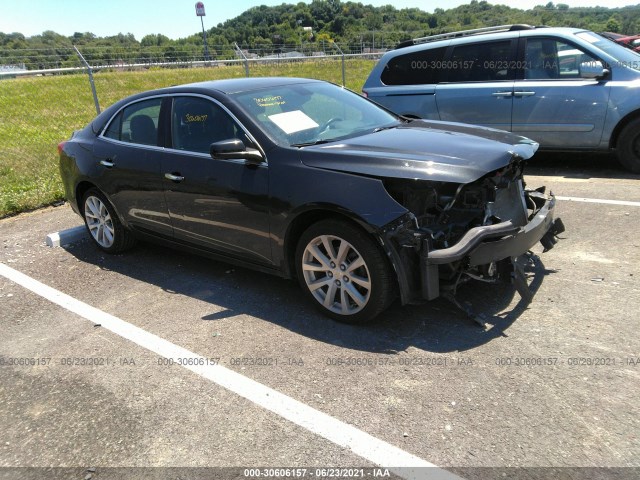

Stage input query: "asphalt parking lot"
[{"left": 1, "top": 153, "right": 639, "bottom": 480}]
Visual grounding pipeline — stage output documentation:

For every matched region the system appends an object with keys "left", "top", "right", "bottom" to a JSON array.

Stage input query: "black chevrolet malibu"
[{"left": 59, "top": 77, "right": 563, "bottom": 323}]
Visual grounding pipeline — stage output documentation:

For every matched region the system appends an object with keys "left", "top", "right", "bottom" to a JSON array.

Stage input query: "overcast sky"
[{"left": 0, "top": 0, "right": 638, "bottom": 40}]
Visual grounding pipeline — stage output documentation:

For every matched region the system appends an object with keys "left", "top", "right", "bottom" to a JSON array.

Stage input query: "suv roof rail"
[{"left": 396, "top": 24, "right": 537, "bottom": 49}]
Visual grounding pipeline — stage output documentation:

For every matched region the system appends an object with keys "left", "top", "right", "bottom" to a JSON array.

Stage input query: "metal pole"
[
  {"left": 201, "top": 16, "right": 210, "bottom": 61},
  {"left": 234, "top": 42, "right": 250, "bottom": 77},
  {"left": 332, "top": 42, "right": 346, "bottom": 87},
  {"left": 73, "top": 45, "right": 100, "bottom": 115}
]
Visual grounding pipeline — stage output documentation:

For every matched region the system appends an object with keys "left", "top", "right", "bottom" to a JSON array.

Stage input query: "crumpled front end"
[{"left": 379, "top": 155, "right": 564, "bottom": 305}]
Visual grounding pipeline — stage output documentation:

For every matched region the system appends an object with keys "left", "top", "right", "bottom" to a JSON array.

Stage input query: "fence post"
[
  {"left": 234, "top": 43, "right": 250, "bottom": 77},
  {"left": 73, "top": 46, "right": 100, "bottom": 116},
  {"left": 332, "top": 42, "right": 346, "bottom": 87}
]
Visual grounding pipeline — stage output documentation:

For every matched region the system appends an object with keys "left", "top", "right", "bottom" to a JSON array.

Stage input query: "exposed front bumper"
[
  {"left": 380, "top": 190, "right": 563, "bottom": 305},
  {"left": 427, "top": 191, "right": 558, "bottom": 267}
]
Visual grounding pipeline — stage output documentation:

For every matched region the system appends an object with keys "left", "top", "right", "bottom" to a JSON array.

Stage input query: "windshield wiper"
[
  {"left": 372, "top": 125, "right": 398, "bottom": 133},
  {"left": 291, "top": 139, "right": 333, "bottom": 147},
  {"left": 372, "top": 121, "right": 406, "bottom": 133}
]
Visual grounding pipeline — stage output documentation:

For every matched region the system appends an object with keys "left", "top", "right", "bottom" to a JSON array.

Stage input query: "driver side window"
[
  {"left": 171, "top": 97, "right": 243, "bottom": 154},
  {"left": 524, "top": 38, "right": 598, "bottom": 80}
]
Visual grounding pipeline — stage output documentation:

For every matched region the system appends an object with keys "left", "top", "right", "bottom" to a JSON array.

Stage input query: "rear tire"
[
  {"left": 295, "top": 219, "right": 396, "bottom": 324},
  {"left": 617, "top": 118, "right": 640, "bottom": 174},
  {"left": 82, "top": 188, "right": 135, "bottom": 253}
]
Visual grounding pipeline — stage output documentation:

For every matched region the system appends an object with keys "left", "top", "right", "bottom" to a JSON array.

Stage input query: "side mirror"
[
  {"left": 210, "top": 138, "right": 264, "bottom": 164},
  {"left": 580, "top": 61, "right": 608, "bottom": 79}
]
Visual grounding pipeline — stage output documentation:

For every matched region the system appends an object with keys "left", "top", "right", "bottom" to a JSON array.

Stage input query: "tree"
[
  {"left": 606, "top": 16, "right": 621, "bottom": 33},
  {"left": 141, "top": 34, "right": 170, "bottom": 47}
]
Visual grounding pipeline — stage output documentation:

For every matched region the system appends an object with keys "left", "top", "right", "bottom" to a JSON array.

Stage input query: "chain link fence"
[
  {"left": 0, "top": 44, "right": 385, "bottom": 217},
  {"left": 0, "top": 43, "right": 390, "bottom": 78}
]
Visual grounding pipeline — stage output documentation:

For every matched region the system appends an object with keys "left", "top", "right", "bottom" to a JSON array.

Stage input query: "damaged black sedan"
[{"left": 59, "top": 77, "right": 563, "bottom": 323}]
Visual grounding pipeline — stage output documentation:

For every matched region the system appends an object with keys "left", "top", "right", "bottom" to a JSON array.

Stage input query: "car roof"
[
  {"left": 389, "top": 26, "right": 587, "bottom": 57},
  {"left": 159, "top": 77, "right": 324, "bottom": 96},
  {"left": 89, "top": 77, "right": 327, "bottom": 134}
]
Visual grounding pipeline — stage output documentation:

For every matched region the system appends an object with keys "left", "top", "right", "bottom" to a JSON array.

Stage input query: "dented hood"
[{"left": 299, "top": 120, "right": 539, "bottom": 184}]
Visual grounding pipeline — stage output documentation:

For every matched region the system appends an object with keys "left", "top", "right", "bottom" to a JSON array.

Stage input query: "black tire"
[
  {"left": 295, "top": 219, "right": 396, "bottom": 324},
  {"left": 81, "top": 188, "right": 135, "bottom": 253},
  {"left": 617, "top": 118, "right": 640, "bottom": 174}
]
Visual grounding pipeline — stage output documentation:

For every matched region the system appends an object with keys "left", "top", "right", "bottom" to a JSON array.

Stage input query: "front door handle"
[
  {"left": 492, "top": 91, "right": 513, "bottom": 97},
  {"left": 164, "top": 173, "right": 185, "bottom": 182},
  {"left": 514, "top": 91, "right": 536, "bottom": 97},
  {"left": 99, "top": 159, "right": 114, "bottom": 168}
]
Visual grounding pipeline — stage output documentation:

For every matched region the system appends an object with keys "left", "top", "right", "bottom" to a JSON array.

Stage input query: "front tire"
[
  {"left": 295, "top": 219, "right": 396, "bottom": 324},
  {"left": 617, "top": 118, "right": 640, "bottom": 174},
  {"left": 82, "top": 188, "right": 135, "bottom": 253}
]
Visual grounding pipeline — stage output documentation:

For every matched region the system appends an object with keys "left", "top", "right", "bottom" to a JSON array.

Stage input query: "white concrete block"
[{"left": 45, "top": 225, "right": 87, "bottom": 247}]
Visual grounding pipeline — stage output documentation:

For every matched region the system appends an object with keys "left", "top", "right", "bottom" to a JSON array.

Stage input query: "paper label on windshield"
[{"left": 268, "top": 110, "right": 319, "bottom": 134}]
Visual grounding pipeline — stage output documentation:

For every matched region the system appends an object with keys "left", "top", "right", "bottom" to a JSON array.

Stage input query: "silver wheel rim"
[
  {"left": 84, "top": 196, "right": 115, "bottom": 248},
  {"left": 301, "top": 235, "right": 371, "bottom": 315}
]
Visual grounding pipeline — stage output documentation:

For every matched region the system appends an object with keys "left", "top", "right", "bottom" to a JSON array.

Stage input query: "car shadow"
[
  {"left": 527, "top": 151, "right": 640, "bottom": 180},
  {"left": 64, "top": 239, "right": 556, "bottom": 354}
]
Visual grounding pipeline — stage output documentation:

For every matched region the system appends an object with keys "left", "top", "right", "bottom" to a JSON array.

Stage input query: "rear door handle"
[
  {"left": 164, "top": 173, "right": 185, "bottom": 182},
  {"left": 514, "top": 91, "right": 536, "bottom": 97},
  {"left": 99, "top": 159, "right": 114, "bottom": 168},
  {"left": 492, "top": 91, "right": 513, "bottom": 97}
]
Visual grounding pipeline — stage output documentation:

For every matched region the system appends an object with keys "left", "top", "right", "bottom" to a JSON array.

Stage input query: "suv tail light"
[{"left": 57, "top": 141, "right": 66, "bottom": 155}]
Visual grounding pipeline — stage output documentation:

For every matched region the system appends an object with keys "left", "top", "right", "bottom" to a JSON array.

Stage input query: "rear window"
[
  {"left": 380, "top": 47, "right": 447, "bottom": 85},
  {"left": 445, "top": 41, "right": 513, "bottom": 82},
  {"left": 104, "top": 98, "right": 162, "bottom": 146}
]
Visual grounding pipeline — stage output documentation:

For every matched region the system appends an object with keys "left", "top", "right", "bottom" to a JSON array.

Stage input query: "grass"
[{"left": 0, "top": 59, "right": 375, "bottom": 217}]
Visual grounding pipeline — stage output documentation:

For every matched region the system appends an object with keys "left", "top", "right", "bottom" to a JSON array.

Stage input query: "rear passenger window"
[
  {"left": 104, "top": 98, "right": 162, "bottom": 146},
  {"left": 381, "top": 47, "right": 447, "bottom": 85},
  {"left": 445, "top": 41, "right": 513, "bottom": 82}
]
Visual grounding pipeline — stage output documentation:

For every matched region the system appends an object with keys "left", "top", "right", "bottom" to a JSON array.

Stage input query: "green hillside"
[{"left": 1, "top": 1, "right": 639, "bottom": 69}]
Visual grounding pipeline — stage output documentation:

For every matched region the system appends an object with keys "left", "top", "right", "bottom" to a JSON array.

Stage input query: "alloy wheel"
[
  {"left": 84, "top": 195, "right": 115, "bottom": 248},
  {"left": 301, "top": 234, "right": 372, "bottom": 315}
]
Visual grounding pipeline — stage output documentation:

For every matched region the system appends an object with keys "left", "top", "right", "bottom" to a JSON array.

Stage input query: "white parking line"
[
  {"left": 556, "top": 196, "right": 640, "bottom": 207},
  {"left": 0, "top": 262, "right": 461, "bottom": 480}
]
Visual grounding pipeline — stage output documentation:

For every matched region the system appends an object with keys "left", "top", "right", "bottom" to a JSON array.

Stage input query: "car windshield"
[
  {"left": 231, "top": 82, "right": 400, "bottom": 147},
  {"left": 577, "top": 31, "right": 640, "bottom": 72}
]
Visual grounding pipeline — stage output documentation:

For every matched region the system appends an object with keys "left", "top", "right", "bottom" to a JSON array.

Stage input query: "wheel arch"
[
  {"left": 75, "top": 181, "right": 98, "bottom": 215},
  {"left": 610, "top": 109, "right": 640, "bottom": 149},
  {"left": 75, "top": 182, "right": 129, "bottom": 228},
  {"left": 283, "top": 207, "right": 383, "bottom": 280}
]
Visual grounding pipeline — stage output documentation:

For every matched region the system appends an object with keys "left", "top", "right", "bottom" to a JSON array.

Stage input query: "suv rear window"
[
  {"left": 381, "top": 47, "right": 447, "bottom": 85},
  {"left": 445, "top": 41, "right": 513, "bottom": 82}
]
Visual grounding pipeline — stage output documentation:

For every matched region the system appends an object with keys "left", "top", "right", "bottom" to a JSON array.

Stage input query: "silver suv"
[{"left": 363, "top": 25, "right": 640, "bottom": 172}]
